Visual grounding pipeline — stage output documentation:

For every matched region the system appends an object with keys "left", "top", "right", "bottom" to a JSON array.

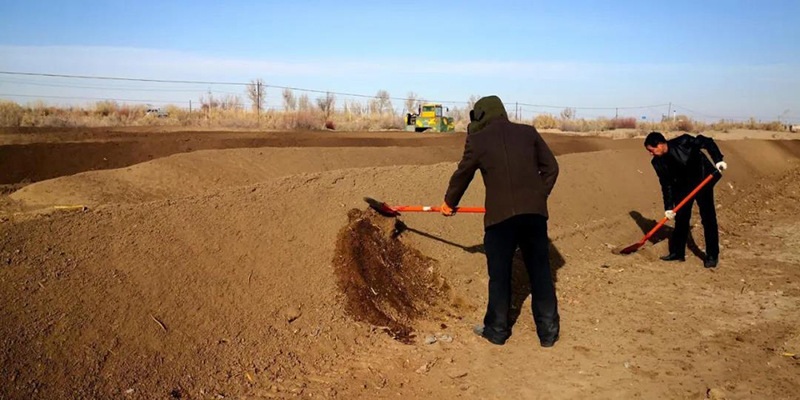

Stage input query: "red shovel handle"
[{"left": 637, "top": 171, "right": 719, "bottom": 245}]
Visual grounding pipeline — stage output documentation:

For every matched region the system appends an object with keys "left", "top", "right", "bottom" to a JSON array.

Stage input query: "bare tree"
[
  {"left": 316, "top": 92, "right": 336, "bottom": 120},
  {"left": 370, "top": 90, "right": 393, "bottom": 115},
  {"left": 467, "top": 95, "right": 481, "bottom": 110},
  {"left": 449, "top": 105, "right": 468, "bottom": 122},
  {"left": 560, "top": 107, "right": 575, "bottom": 120},
  {"left": 200, "top": 93, "right": 219, "bottom": 112},
  {"left": 282, "top": 88, "right": 297, "bottom": 111},
  {"left": 405, "top": 92, "right": 419, "bottom": 114},
  {"left": 219, "top": 95, "right": 243, "bottom": 111},
  {"left": 246, "top": 79, "right": 265, "bottom": 113},
  {"left": 349, "top": 100, "right": 363, "bottom": 116},
  {"left": 298, "top": 94, "right": 311, "bottom": 111}
]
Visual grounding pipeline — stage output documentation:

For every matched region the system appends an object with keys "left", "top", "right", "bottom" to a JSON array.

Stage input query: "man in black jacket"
[
  {"left": 442, "top": 96, "right": 560, "bottom": 347},
  {"left": 644, "top": 131, "right": 727, "bottom": 268}
]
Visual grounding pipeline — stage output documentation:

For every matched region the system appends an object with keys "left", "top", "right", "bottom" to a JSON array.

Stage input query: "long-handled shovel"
[
  {"left": 364, "top": 197, "right": 485, "bottom": 217},
  {"left": 616, "top": 170, "right": 720, "bottom": 255}
]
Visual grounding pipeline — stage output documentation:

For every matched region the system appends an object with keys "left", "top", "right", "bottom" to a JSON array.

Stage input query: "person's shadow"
[
  {"left": 628, "top": 211, "right": 705, "bottom": 259},
  {"left": 395, "top": 222, "right": 565, "bottom": 329}
]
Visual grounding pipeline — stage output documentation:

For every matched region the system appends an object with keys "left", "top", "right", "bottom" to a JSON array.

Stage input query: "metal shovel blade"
[
  {"left": 363, "top": 197, "right": 400, "bottom": 217},
  {"left": 616, "top": 242, "right": 645, "bottom": 255}
]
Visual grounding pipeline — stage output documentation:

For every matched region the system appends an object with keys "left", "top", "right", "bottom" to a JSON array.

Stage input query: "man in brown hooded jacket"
[{"left": 442, "top": 96, "right": 560, "bottom": 347}]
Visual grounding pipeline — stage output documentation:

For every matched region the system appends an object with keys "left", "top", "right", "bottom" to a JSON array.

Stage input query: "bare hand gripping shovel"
[
  {"left": 616, "top": 170, "right": 720, "bottom": 255},
  {"left": 364, "top": 197, "right": 485, "bottom": 217}
]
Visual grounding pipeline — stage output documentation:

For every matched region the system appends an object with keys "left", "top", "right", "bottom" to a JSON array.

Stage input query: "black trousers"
[
  {"left": 670, "top": 185, "right": 719, "bottom": 258},
  {"left": 482, "top": 214, "right": 559, "bottom": 342}
]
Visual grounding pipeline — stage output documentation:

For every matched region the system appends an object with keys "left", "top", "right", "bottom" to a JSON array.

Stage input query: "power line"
[
  {"left": 518, "top": 102, "right": 669, "bottom": 111},
  {"left": 0, "top": 78, "right": 240, "bottom": 94},
  {"left": 0, "top": 93, "right": 187, "bottom": 104},
  {"left": 672, "top": 103, "right": 791, "bottom": 121},
  {"left": 671, "top": 104, "right": 775, "bottom": 122},
  {"left": 0, "top": 70, "right": 469, "bottom": 105},
  {"left": 0, "top": 71, "right": 248, "bottom": 86},
  {"left": 0, "top": 70, "right": 673, "bottom": 110}
]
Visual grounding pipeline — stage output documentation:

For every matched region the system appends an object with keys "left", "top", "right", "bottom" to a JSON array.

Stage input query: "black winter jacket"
[
  {"left": 445, "top": 117, "right": 559, "bottom": 228},
  {"left": 652, "top": 134, "right": 724, "bottom": 210}
]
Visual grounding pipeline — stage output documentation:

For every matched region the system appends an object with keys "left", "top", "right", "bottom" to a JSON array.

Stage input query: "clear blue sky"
[{"left": 1, "top": 0, "right": 798, "bottom": 121}]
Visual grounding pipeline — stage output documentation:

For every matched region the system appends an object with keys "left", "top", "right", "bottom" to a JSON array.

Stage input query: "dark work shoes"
[
  {"left": 473, "top": 324, "right": 558, "bottom": 347},
  {"left": 540, "top": 335, "right": 559, "bottom": 348},
  {"left": 660, "top": 253, "right": 718, "bottom": 268},
  {"left": 472, "top": 324, "right": 506, "bottom": 345},
  {"left": 660, "top": 253, "right": 686, "bottom": 262}
]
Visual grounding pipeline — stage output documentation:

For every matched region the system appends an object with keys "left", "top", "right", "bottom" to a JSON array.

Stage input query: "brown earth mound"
[
  {"left": 6, "top": 146, "right": 463, "bottom": 211},
  {"left": 2, "top": 131, "right": 646, "bottom": 212},
  {"left": 333, "top": 208, "right": 449, "bottom": 342},
  {"left": 0, "top": 129, "right": 466, "bottom": 184}
]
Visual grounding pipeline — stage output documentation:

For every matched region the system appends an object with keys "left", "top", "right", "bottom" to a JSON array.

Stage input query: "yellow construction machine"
[{"left": 405, "top": 103, "right": 455, "bottom": 132}]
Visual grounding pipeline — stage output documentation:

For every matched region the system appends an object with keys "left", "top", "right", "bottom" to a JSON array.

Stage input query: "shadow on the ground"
[{"left": 628, "top": 211, "right": 705, "bottom": 260}]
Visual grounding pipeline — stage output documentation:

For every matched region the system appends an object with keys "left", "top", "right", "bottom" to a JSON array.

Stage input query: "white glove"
[
  {"left": 665, "top": 210, "right": 676, "bottom": 220},
  {"left": 715, "top": 161, "right": 727, "bottom": 171}
]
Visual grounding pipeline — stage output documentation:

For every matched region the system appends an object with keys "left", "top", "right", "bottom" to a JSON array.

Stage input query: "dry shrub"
[
  {"left": 708, "top": 119, "right": 784, "bottom": 133},
  {"left": 0, "top": 101, "right": 24, "bottom": 127},
  {"left": 334, "top": 113, "right": 401, "bottom": 131},
  {"left": 559, "top": 118, "right": 606, "bottom": 132},
  {"left": 292, "top": 110, "right": 322, "bottom": 130},
  {"left": 762, "top": 121, "right": 785, "bottom": 131},
  {"left": 533, "top": 114, "right": 558, "bottom": 130},
  {"left": 94, "top": 101, "right": 119, "bottom": 117},
  {"left": 558, "top": 119, "right": 583, "bottom": 132},
  {"left": 676, "top": 119, "right": 693, "bottom": 132},
  {"left": 674, "top": 115, "right": 694, "bottom": 132},
  {"left": 369, "top": 114, "right": 402, "bottom": 130},
  {"left": 117, "top": 105, "right": 144, "bottom": 119},
  {"left": 606, "top": 117, "right": 637, "bottom": 130},
  {"left": 454, "top": 118, "right": 469, "bottom": 132},
  {"left": 711, "top": 120, "right": 735, "bottom": 132}
]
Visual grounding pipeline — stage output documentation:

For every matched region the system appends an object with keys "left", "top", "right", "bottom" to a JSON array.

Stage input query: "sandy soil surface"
[
  {"left": 1, "top": 128, "right": 799, "bottom": 399},
  {"left": 543, "top": 128, "right": 800, "bottom": 141}
]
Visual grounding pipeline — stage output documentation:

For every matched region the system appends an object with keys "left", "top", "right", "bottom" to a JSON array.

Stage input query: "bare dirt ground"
[
  {"left": 543, "top": 128, "right": 800, "bottom": 141},
  {"left": 1, "top": 128, "right": 799, "bottom": 399}
]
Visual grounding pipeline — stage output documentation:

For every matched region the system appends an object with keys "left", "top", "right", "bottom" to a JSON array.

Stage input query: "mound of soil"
[
  {"left": 6, "top": 146, "right": 463, "bottom": 211},
  {"left": 333, "top": 209, "right": 449, "bottom": 342}
]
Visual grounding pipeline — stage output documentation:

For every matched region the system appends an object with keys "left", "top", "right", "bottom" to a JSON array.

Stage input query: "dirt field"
[{"left": 1, "top": 128, "right": 799, "bottom": 399}]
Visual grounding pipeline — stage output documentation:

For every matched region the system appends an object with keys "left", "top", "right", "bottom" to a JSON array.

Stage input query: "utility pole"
[
  {"left": 615, "top": 107, "right": 618, "bottom": 122},
  {"left": 667, "top": 102, "right": 672, "bottom": 120},
  {"left": 207, "top": 89, "right": 212, "bottom": 117},
  {"left": 256, "top": 81, "right": 262, "bottom": 117},
  {"left": 515, "top": 102, "right": 518, "bottom": 121},
  {"left": 189, "top": 100, "right": 192, "bottom": 114}
]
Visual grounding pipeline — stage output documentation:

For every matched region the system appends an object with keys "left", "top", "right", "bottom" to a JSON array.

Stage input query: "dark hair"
[{"left": 644, "top": 131, "right": 667, "bottom": 147}]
